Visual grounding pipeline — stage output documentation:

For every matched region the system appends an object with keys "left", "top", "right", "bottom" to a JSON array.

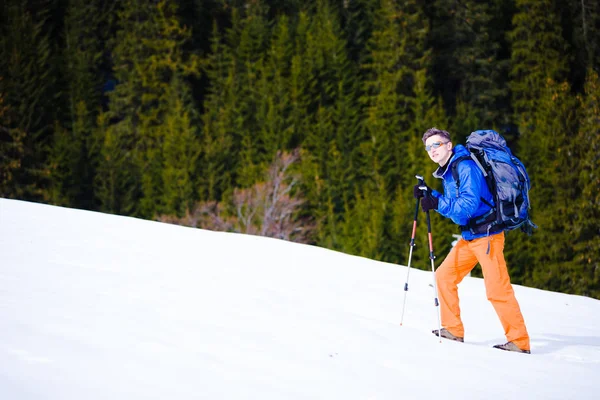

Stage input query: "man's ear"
[{"left": 447, "top": 141, "right": 453, "bottom": 150}]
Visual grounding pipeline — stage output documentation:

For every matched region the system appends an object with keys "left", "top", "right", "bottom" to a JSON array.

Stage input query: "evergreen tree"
[
  {"left": 343, "top": 170, "right": 388, "bottom": 260},
  {"left": 0, "top": 79, "right": 26, "bottom": 198},
  {"left": 230, "top": 2, "right": 271, "bottom": 188},
  {"left": 95, "top": 112, "right": 140, "bottom": 215},
  {"left": 398, "top": 69, "right": 453, "bottom": 268},
  {"left": 98, "top": 0, "right": 200, "bottom": 217},
  {"left": 559, "top": 0, "right": 600, "bottom": 88},
  {"left": 291, "top": 1, "right": 364, "bottom": 254},
  {"left": 510, "top": 79, "right": 577, "bottom": 289},
  {"left": 287, "top": 12, "right": 313, "bottom": 149},
  {"left": 509, "top": 0, "right": 569, "bottom": 118},
  {"left": 449, "top": 99, "right": 481, "bottom": 145},
  {"left": 507, "top": 0, "right": 578, "bottom": 292},
  {"left": 0, "top": 0, "right": 58, "bottom": 201},
  {"left": 340, "top": 0, "right": 378, "bottom": 66},
  {"left": 348, "top": 0, "right": 430, "bottom": 263},
  {"left": 50, "top": 0, "right": 114, "bottom": 209},
  {"left": 161, "top": 78, "right": 201, "bottom": 217},
  {"left": 568, "top": 69, "right": 600, "bottom": 297},
  {"left": 50, "top": 103, "right": 96, "bottom": 207},
  {"left": 200, "top": 20, "right": 240, "bottom": 201},
  {"left": 258, "top": 15, "right": 294, "bottom": 154},
  {"left": 430, "top": 0, "right": 510, "bottom": 128},
  {"left": 360, "top": 0, "right": 424, "bottom": 195},
  {"left": 177, "top": 0, "right": 217, "bottom": 53}
]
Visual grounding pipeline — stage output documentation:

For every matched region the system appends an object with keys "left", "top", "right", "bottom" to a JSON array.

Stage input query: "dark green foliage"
[
  {"left": 339, "top": 0, "right": 378, "bottom": 66},
  {"left": 0, "top": 82, "right": 26, "bottom": 197},
  {"left": 97, "top": 0, "right": 200, "bottom": 217},
  {"left": 512, "top": 80, "right": 578, "bottom": 290},
  {"left": 50, "top": 103, "right": 97, "bottom": 208},
  {"left": 0, "top": 0, "right": 58, "bottom": 201},
  {"left": 509, "top": 0, "right": 569, "bottom": 118},
  {"left": 94, "top": 113, "right": 140, "bottom": 216},
  {"left": 557, "top": 0, "right": 600, "bottom": 90},
  {"left": 1, "top": 0, "right": 599, "bottom": 298},
  {"left": 161, "top": 78, "right": 201, "bottom": 217},
  {"left": 49, "top": 0, "right": 114, "bottom": 210},
  {"left": 567, "top": 69, "right": 600, "bottom": 297},
  {"left": 199, "top": 21, "right": 237, "bottom": 200},
  {"left": 348, "top": 0, "right": 434, "bottom": 264},
  {"left": 428, "top": 0, "right": 511, "bottom": 128}
]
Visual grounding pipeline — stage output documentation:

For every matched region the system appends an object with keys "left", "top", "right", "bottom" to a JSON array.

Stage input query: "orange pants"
[{"left": 436, "top": 232, "right": 530, "bottom": 350}]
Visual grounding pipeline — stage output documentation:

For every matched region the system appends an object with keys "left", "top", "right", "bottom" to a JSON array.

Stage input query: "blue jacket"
[{"left": 430, "top": 145, "right": 496, "bottom": 240}]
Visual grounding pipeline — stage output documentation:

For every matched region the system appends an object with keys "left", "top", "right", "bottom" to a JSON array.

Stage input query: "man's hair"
[{"left": 422, "top": 127, "right": 451, "bottom": 144}]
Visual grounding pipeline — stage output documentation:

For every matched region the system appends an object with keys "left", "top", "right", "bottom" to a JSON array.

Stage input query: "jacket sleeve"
[{"left": 435, "top": 161, "right": 484, "bottom": 226}]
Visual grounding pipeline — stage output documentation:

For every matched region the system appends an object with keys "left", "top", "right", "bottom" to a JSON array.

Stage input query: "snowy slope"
[{"left": 1, "top": 198, "right": 599, "bottom": 400}]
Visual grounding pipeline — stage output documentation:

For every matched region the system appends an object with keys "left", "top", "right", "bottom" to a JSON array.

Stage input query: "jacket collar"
[{"left": 432, "top": 144, "right": 469, "bottom": 179}]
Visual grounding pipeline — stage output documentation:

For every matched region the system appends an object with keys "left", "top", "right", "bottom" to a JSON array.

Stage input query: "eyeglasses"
[{"left": 425, "top": 141, "right": 449, "bottom": 152}]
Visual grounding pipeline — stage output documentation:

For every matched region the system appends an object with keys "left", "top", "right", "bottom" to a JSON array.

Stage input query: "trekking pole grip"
[
  {"left": 415, "top": 175, "right": 431, "bottom": 199},
  {"left": 415, "top": 174, "right": 425, "bottom": 186}
]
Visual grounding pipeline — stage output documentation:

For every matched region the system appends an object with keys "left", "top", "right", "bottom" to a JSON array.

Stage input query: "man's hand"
[
  {"left": 413, "top": 184, "right": 428, "bottom": 199},
  {"left": 421, "top": 195, "right": 439, "bottom": 212}
]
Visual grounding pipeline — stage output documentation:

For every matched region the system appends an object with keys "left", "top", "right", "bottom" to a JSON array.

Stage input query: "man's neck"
[{"left": 438, "top": 153, "right": 452, "bottom": 168}]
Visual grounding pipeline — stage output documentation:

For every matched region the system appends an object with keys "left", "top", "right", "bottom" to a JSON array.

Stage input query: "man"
[{"left": 414, "top": 127, "right": 531, "bottom": 354}]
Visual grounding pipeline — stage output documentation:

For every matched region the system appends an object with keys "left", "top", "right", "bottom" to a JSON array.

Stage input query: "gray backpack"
[{"left": 452, "top": 130, "right": 536, "bottom": 235}]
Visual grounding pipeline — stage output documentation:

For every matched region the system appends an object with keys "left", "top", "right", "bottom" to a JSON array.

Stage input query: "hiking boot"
[
  {"left": 432, "top": 328, "right": 464, "bottom": 342},
  {"left": 493, "top": 341, "right": 531, "bottom": 354}
]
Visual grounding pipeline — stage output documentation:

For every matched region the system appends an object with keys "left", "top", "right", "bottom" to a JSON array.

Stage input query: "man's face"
[{"left": 425, "top": 134, "right": 453, "bottom": 166}]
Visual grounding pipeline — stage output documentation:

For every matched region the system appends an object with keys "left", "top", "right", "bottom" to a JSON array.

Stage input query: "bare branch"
[{"left": 156, "top": 148, "right": 314, "bottom": 243}]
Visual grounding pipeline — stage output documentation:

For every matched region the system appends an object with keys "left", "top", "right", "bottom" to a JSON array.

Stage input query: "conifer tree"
[
  {"left": 360, "top": 0, "right": 429, "bottom": 193},
  {"left": 0, "top": 79, "right": 26, "bottom": 198},
  {"left": 200, "top": 19, "right": 241, "bottom": 201},
  {"left": 0, "top": 0, "right": 57, "bottom": 201},
  {"left": 229, "top": 2, "right": 271, "bottom": 188},
  {"left": 50, "top": 0, "right": 114, "bottom": 209},
  {"left": 505, "top": 0, "right": 575, "bottom": 289},
  {"left": 348, "top": 0, "right": 430, "bottom": 262},
  {"left": 50, "top": 103, "right": 96, "bottom": 207},
  {"left": 336, "top": 131, "right": 387, "bottom": 260},
  {"left": 98, "top": 0, "right": 199, "bottom": 217},
  {"left": 95, "top": 112, "right": 140, "bottom": 215},
  {"left": 161, "top": 78, "right": 201, "bottom": 217},
  {"left": 430, "top": 0, "right": 510, "bottom": 128},
  {"left": 199, "top": 3, "right": 273, "bottom": 200},
  {"left": 258, "top": 15, "right": 294, "bottom": 154},
  {"left": 560, "top": 0, "right": 600, "bottom": 87},
  {"left": 397, "top": 69, "right": 453, "bottom": 268},
  {"left": 177, "top": 0, "right": 216, "bottom": 52},
  {"left": 568, "top": 69, "right": 600, "bottom": 297},
  {"left": 510, "top": 79, "right": 577, "bottom": 288},
  {"left": 344, "top": 171, "right": 388, "bottom": 260},
  {"left": 287, "top": 12, "right": 313, "bottom": 149},
  {"left": 341, "top": 0, "right": 378, "bottom": 66},
  {"left": 449, "top": 99, "right": 481, "bottom": 145},
  {"left": 509, "top": 0, "right": 569, "bottom": 118},
  {"left": 261, "top": 2, "right": 357, "bottom": 253}
]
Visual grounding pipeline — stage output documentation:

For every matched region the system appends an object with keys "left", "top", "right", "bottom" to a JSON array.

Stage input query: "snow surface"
[{"left": 1, "top": 198, "right": 599, "bottom": 400}]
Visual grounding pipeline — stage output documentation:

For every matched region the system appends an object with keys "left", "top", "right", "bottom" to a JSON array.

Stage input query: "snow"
[{"left": 1, "top": 198, "right": 599, "bottom": 399}]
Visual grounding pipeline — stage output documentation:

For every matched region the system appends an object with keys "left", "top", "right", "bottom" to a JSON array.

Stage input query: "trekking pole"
[
  {"left": 420, "top": 180, "right": 442, "bottom": 343},
  {"left": 399, "top": 175, "right": 423, "bottom": 326}
]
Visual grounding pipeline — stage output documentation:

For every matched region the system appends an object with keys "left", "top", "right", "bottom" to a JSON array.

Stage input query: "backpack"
[{"left": 451, "top": 130, "right": 537, "bottom": 235}]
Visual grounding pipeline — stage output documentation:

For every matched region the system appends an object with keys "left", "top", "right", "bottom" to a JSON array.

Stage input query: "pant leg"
[
  {"left": 469, "top": 232, "right": 530, "bottom": 351},
  {"left": 436, "top": 238, "right": 479, "bottom": 338}
]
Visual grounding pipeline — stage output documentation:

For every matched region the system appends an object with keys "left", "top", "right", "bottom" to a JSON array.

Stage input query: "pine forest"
[{"left": 1, "top": 0, "right": 598, "bottom": 298}]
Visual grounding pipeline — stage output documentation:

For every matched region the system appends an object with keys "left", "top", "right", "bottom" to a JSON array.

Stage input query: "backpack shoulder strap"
[
  {"left": 450, "top": 154, "right": 494, "bottom": 208},
  {"left": 451, "top": 155, "right": 472, "bottom": 189}
]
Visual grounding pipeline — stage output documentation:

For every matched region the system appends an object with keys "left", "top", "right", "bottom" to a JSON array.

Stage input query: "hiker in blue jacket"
[{"left": 414, "top": 127, "right": 531, "bottom": 353}]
